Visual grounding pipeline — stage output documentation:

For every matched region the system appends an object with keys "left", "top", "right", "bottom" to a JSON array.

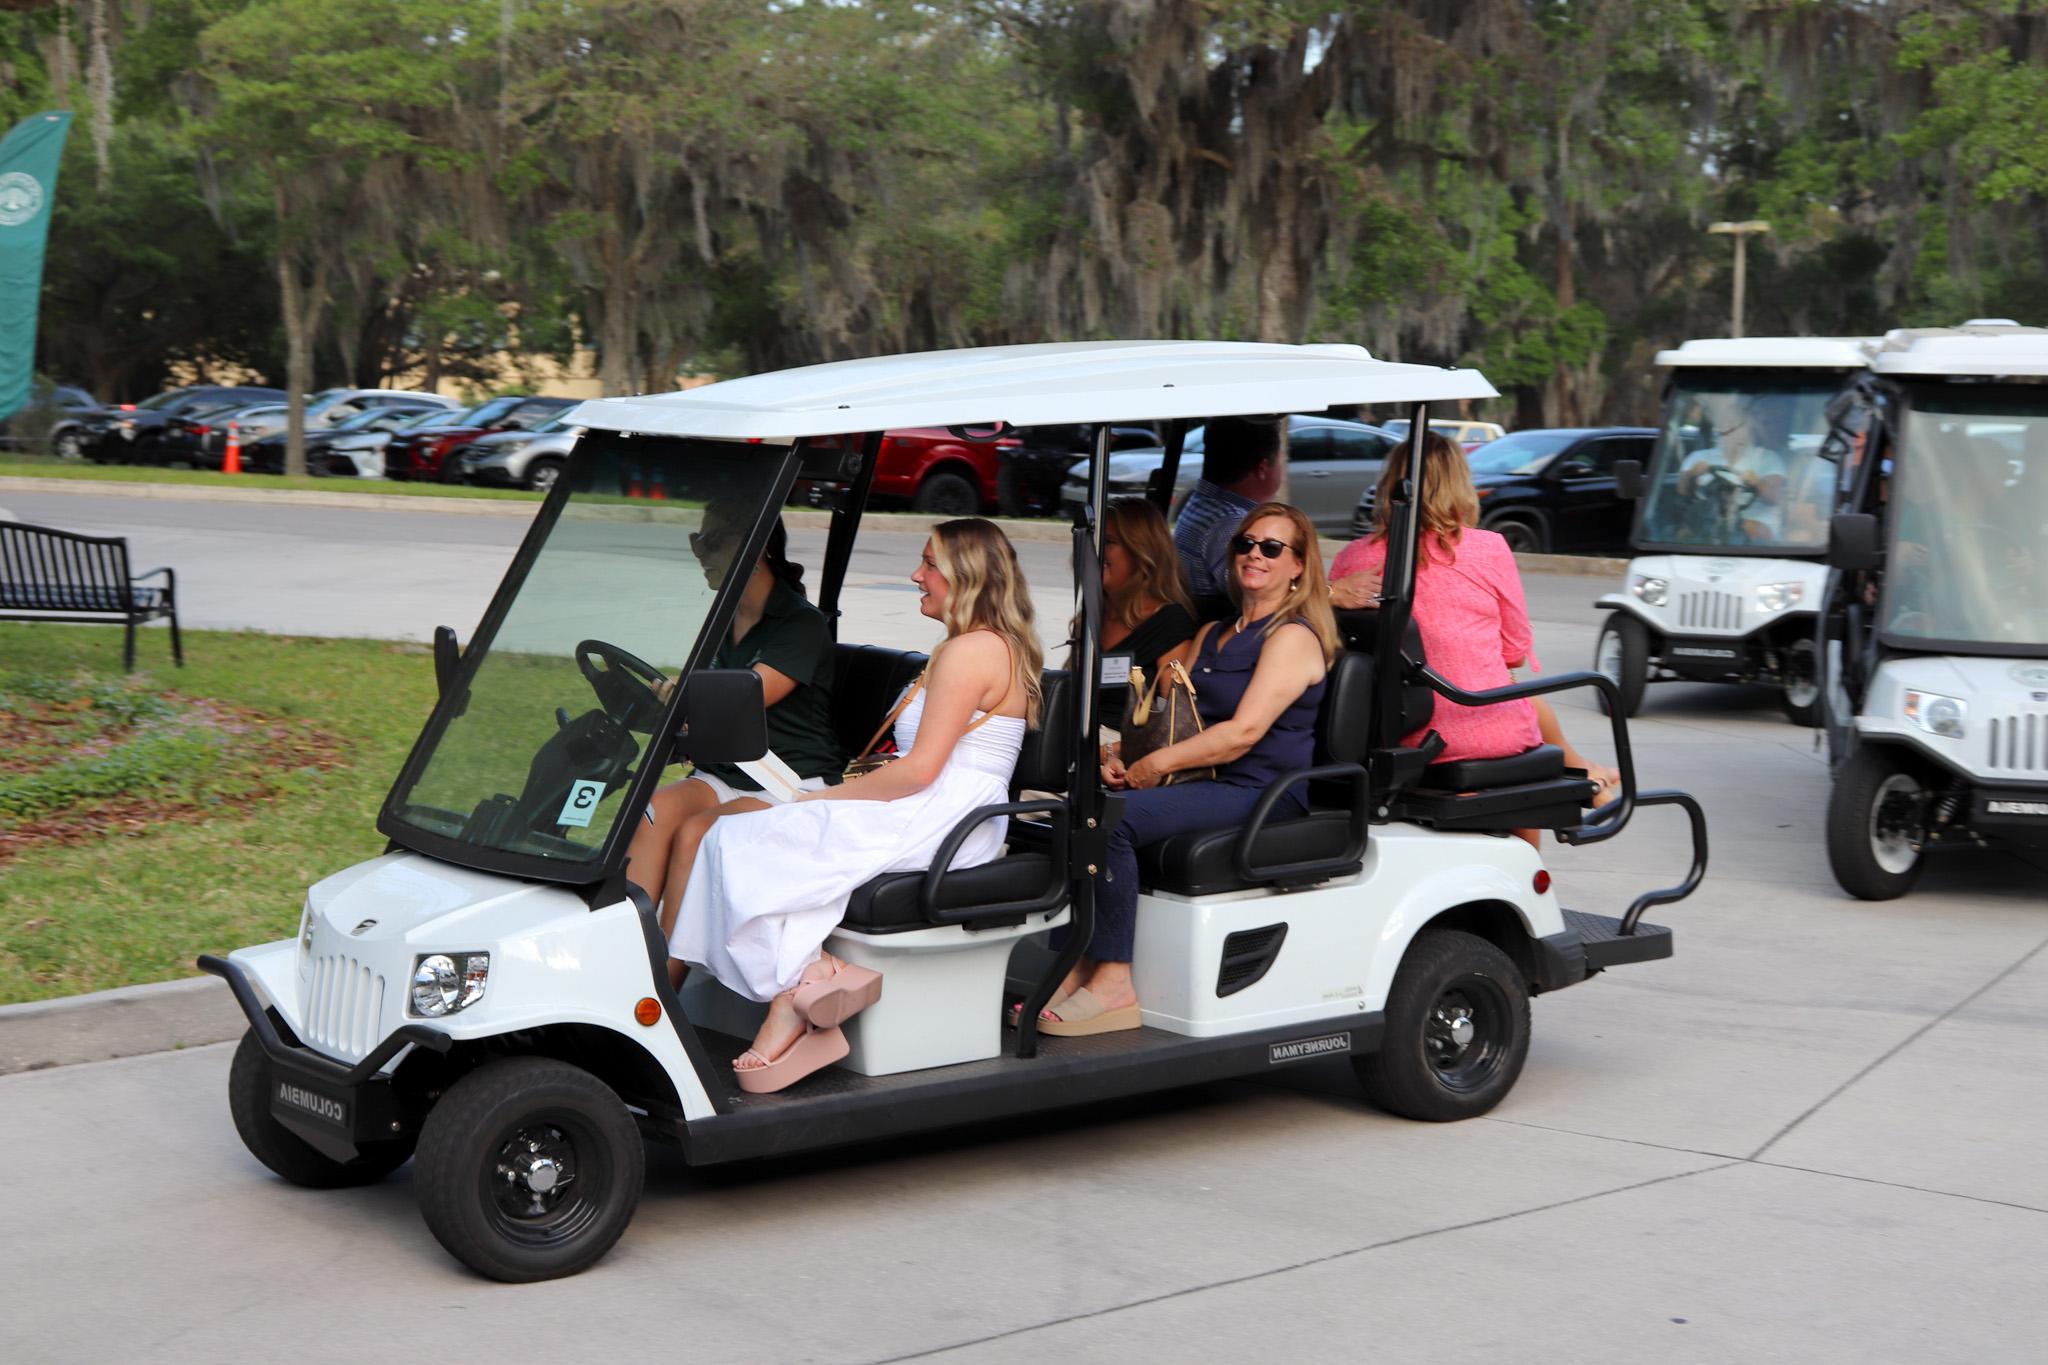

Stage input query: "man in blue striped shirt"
[{"left": 1172, "top": 415, "right": 1285, "bottom": 616}]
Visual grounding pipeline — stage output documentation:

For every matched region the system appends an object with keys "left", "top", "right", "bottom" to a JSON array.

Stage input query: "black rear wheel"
[
  {"left": 227, "top": 1031, "right": 415, "bottom": 1188},
  {"left": 414, "top": 1057, "right": 644, "bottom": 1283},
  {"left": 1779, "top": 636, "right": 1821, "bottom": 727},
  {"left": 912, "top": 470, "right": 980, "bottom": 516},
  {"left": 1485, "top": 515, "right": 1545, "bottom": 554},
  {"left": 1356, "top": 930, "right": 1530, "bottom": 1121}
]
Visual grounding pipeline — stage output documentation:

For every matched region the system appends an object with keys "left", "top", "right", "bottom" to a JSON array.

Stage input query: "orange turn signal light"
[{"left": 634, "top": 997, "right": 662, "bottom": 1027}]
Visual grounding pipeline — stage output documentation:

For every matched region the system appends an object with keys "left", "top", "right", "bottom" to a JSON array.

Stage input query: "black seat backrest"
[
  {"left": 1312, "top": 651, "right": 1374, "bottom": 766},
  {"left": 1016, "top": 668, "right": 1075, "bottom": 793},
  {"left": 1331, "top": 608, "right": 1434, "bottom": 739},
  {"left": 828, "top": 643, "right": 1075, "bottom": 794},
  {"left": 830, "top": 643, "right": 928, "bottom": 760}
]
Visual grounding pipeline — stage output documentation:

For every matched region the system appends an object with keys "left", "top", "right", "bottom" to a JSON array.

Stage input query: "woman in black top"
[
  {"left": 626, "top": 511, "right": 841, "bottom": 964},
  {"left": 1074, "top": 497, "right": 1198, "bottom": 715}
]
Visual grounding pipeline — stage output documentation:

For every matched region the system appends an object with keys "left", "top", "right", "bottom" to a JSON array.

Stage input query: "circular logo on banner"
[{"left": 0, "top": 172, "right": 44, "bottom": 227}]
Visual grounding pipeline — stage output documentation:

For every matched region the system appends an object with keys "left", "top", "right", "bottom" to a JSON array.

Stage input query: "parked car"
[
  {"left": 1380, "top": 417, "right": 1506, "bottom": 448},
  {"left": 82, "top": 385, "right": 286, "bottom": 464},
  {"left": 230, "top": 388, "right": 459, "bottom": 445},
  {"left": 384, "top": 396, "right": 578, "bottom": 482},
  {"left": 792, "top": 426, "right": 1020, "bottom": 516},
  {"left": 1060, "top": 414, "right": 1402, "bottom": 534},
  {"left": 16, "top": 384, "right": 101, "bottom": 458},
  {"left": 1350, "top": 425, "right": 1655, "bottom": 554},
  {"left": 455, "top": 413, "right": 581, "bottom": 491},
  {"left": 241, "top": 403, "right": 453, "bottom": 475},
  {"left": 995, "top": 424, "right": 1160, "bottom": 516},
  {"left": 311, "top": 406, "right": 472, "bottom": 479}
]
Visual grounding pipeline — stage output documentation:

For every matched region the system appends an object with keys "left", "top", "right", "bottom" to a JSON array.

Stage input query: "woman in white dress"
[{"left": 666, "top": 518, "right": 1042, "bottom": 1093}]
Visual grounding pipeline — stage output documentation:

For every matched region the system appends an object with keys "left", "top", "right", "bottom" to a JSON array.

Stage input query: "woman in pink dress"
[{"left": 1329, "top": 434, "right": 1619, "bottom": 841}]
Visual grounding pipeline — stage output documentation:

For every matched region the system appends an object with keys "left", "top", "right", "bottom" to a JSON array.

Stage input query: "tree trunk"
[{"left": 278, "top": 248, "right": 314, "bottom": 478}]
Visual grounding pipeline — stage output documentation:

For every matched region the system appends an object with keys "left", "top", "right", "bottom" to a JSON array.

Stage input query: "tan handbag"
[{"left": 1119, "top": 660, "right": 1215, "bottom": 785}]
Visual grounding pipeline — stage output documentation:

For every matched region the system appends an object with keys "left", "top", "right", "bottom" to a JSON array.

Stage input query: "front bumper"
[{"left": 199, "top": 952, "right": 449, "bottom": 1162}]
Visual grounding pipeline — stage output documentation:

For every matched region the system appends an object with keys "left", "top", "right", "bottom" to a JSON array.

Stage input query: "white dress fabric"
[{"left": 669, "top": 686, "right": 1026, "bottom": 1001}]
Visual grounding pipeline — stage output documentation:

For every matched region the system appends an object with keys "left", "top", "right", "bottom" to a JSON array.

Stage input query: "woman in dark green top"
[
  {"left": 1071, "top": 497, "right": 1199, "bottom": 727},
  {"left": 626, "top": 513, "right": 841, "bottom": 953}
]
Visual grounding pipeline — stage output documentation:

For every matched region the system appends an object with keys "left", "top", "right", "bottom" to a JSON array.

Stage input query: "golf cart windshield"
[
  {"left": 1637, "top": 374, "right": 1846, "bottom": 553},
  {"left": 1880, "top": 393, "right": 2048, "bottom": 652},
  {"left": 380, "top": 434, "right": 795, "bottom": 877}
]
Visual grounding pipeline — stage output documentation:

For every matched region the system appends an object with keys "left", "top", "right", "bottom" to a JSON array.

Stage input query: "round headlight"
[
  {"left": 411, "top": 954, "right": 460, "bottom": 1017},
  {"left": 1925, "top": 696, "right": 1965, "bottom": 738},
  {"left": 1631, "top": 575, "right": 1669, "bottom": 607}
]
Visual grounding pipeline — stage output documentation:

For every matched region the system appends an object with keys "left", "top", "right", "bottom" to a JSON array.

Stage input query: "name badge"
[{"left": 1099, "top": 653, "right": 1133, "bottom": 686}]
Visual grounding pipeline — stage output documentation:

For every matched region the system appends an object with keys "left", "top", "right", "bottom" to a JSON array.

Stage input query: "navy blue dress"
[{"left": 1071, "top": 615, "right": 1325, "bottom": 964}]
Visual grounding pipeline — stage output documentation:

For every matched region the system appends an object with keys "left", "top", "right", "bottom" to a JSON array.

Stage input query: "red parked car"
[
  {"left": 383, "top": 396, "right": 577, "bottom": 481},
  {"left": 795, "top": 426, "right": 1015, "bottom": 516}
]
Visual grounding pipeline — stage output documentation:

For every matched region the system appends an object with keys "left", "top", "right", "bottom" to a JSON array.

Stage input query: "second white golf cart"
[
  {"left": 1597, "top": 336, "right": 1879, "bottom": 723},
  {"left": 1815, "top": 323, "right": 2048, "bottom": 898},
  {"left": 200, "top": 342, "right": 1705, "bottom": 1282}
]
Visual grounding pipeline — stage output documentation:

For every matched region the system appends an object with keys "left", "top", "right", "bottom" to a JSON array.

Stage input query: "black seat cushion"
[
  {"left": 1138, "top": 811, "right": 1361, "bottom": 898},
  {"left": 1331, "top": 609, "right": 1434, "bottom": 739},
  {"left": 842, "top": 852, "right": 1057, "bottom": 933},
  {"left": 1425, "top": 744, "right": 1565, "bottom": 791},
  {"left": 830, "top": 643, "right": 928, "bottom": 760}
]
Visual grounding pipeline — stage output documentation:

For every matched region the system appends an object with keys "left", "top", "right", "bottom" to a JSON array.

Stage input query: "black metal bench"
[{"left": 0, "top": 520, "right": 182, "bottom": 670}]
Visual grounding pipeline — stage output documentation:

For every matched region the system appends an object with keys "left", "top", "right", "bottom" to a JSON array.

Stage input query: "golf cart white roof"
[
  {"left": 568, "top": 341, "right": 1499, "bottom": 442},
  {"left": 1654, "top": 337, "right": 1880, "bottom": 370},
  {"left": 1872, "top": 322, "right": 2048, "bottom": 379}
]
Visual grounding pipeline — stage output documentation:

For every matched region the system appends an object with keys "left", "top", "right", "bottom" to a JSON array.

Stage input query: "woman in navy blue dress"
[{"left": 1035, "top": 502, "right": 1337, "bottom": 1035}]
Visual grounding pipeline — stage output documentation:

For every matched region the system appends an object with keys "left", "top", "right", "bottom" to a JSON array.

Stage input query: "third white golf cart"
[
  {"left": 1815, "top": 323, "right": 2048, "bottom": 898},
  {"left": 1596, "top": 336, "right": 1879, "bottom": 723},
  {"left": 199, "top": 342, "right": 1705, "bottom": 1282}
]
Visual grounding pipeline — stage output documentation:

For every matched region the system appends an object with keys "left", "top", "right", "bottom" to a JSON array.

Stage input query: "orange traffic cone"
[
  {"left": 222, "top": 424, "right": 242, "bottom": 475},
  {"left": 625, "top": 465, "right": 644, "bottom": 498}
]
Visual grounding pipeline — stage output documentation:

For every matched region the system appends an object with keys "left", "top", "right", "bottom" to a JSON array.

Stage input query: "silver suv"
[{"left": 456, "top": 413, "right": 580, "bottom": 491}]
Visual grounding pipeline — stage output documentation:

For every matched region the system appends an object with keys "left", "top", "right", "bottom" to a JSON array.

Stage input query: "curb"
[{"left": 0, "top": 974, "right": 242, "bottom": 1077}]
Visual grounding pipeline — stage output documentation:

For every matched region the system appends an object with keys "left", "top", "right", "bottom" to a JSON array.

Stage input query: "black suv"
[{"left": 1350, "top": 426, "right": 1654, "bottom": 555}]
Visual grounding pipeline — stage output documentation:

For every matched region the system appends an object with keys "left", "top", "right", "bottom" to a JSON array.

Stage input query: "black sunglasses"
[{"left": 1231, "top": 534, "right": 1298, "bottom": 560}]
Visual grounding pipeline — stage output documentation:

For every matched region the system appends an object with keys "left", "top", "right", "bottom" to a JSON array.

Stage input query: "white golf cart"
[
  {"left": 200, "top": 342, "right": 1705, "bottom": 1282},
  {"left": 1814, "top": 323, "right": 2048, "bottom": 898},
  {"left": 1596, "top": 337, "right": 1879, "bottom": 724}
]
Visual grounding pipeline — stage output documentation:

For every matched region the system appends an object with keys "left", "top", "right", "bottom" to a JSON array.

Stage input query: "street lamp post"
[{"left": 1707, "top": 220, "right": 1771, "bottom": 339}]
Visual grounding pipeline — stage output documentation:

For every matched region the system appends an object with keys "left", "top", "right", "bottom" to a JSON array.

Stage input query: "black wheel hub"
[
  {"left": 1424, "top": 976, "right": 1510, "bottom": 1093},
  {"left": 487, "top": 1120, "right": 605, "bottom": 1246}
]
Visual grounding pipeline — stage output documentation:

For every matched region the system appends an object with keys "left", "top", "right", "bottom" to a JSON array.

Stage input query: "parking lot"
[{"left": 1, "top": 486, "right": 2044, "bottom": 1362}]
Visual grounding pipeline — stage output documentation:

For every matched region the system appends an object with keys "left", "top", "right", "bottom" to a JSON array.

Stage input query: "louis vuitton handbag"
[{"left": 1119, "top": 660, "right": 1216, "bottom": 785}]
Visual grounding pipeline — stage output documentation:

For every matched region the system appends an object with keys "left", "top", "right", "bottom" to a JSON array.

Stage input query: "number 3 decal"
[{"left": 557, "top": 779, "right": 607, "bottom": 828}]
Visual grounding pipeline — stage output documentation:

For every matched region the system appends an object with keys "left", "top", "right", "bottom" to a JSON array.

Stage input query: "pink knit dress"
[{"left": 1329, "top": 528, "right": 1542, "bottom": 764}]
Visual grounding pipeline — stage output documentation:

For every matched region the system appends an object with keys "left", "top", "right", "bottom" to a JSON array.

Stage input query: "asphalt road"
[{"left": 3, "top": 488, "right": 2045, "bottom": 1362}]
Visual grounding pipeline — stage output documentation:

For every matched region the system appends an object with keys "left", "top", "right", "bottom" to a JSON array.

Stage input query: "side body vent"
[{"left": 1216, "top": 923, "right": 1289, "bottom": 998}]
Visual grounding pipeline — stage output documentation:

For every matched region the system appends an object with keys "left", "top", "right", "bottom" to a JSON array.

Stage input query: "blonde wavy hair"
[
  {"left": 1370, "top": 431, "right": 1480, "bottom": 563},
  {"left": 1225, "top": 501, "right": 1340, "bottom": 666},
  {"left": 929, "top": 518, "right": 1044, "bottom": 724}
]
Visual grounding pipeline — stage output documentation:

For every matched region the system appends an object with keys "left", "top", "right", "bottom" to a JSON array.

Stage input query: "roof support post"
[
  {"left": 1372, "top": 403, "right": 1429, "bottom": 748},
  {"left": 1016, "top": 422, "right": 1116, "bottom": 1059},
  {"left": 817, "top": 431, "right": 885, "bottom": 637}
]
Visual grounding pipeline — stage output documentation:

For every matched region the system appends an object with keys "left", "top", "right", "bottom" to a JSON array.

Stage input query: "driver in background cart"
[{"left": 1678, "top": 396, "right": 1787, "bottom": 543}]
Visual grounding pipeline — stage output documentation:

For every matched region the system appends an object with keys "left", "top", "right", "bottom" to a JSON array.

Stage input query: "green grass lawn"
[
  {"left": 0, "top": 623, "right": 441, "bottom": 1003},
  {"left": 0, "top": 455, "right": 542, "bottom": 502}
]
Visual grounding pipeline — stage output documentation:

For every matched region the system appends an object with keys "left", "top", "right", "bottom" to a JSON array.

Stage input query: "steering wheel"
[
  {"left": 575, "top": 639, "right": 667, "bottom": 733},
  {"left": 1700, "top": 464, "right": 1760, "bottom": 509}
]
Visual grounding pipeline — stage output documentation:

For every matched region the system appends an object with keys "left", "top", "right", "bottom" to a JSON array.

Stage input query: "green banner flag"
[{"left": 0, "top": 111, "right": 73, "bottom": 424}]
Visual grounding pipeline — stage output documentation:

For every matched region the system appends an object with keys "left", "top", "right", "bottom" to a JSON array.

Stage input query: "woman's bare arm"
[{"left": 1123, "top": 624, "right": 1323, "bottom": 786}]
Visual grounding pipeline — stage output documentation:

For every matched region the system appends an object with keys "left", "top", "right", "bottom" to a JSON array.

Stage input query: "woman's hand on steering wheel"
[{"left": 575, "top": 639, "right": 668, "bottom": 732}]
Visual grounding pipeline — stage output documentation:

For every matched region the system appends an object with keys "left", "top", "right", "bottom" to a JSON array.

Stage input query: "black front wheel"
[
  {"left": 1355, "top": 930, "right": 1531, "bottom": 1121},
  {"left": 1484, "top": 514, "right": 1546, "bottom": 554},
  {"left": 414, "top": 1057, "right": 644, "bottom": 1283},
  {"left": 1779, "top": 636, "right": 1821, "bottom": 727},
  {"left": 227, "top": 1031, "right": 415, "bottom": 1188},
  {"left": 1594, "top": 613, "right": 1648, "bottom": 718},
  {"left": 1826, "top": 745, "right": 1928, "bottom": 900}
]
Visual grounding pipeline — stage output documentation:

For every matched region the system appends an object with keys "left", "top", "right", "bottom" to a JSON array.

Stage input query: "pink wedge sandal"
[
  {"left": 732, "top": 1021, "right": 850, "bottom": 1094},
  {"left": 792, "top": 957, "right": 883, "bottom": 1029}
]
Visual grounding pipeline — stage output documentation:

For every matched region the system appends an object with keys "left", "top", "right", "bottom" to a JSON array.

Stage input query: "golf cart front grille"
[
  {"left": 305, "top": 954, "right": 387, "bottom": 1061},
  {"left": 1987, "top": 712, "right": 2048, "bottom": 775},
  {"left": 1676, "top": 590, "right": 1742, "bottom": 630}
]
